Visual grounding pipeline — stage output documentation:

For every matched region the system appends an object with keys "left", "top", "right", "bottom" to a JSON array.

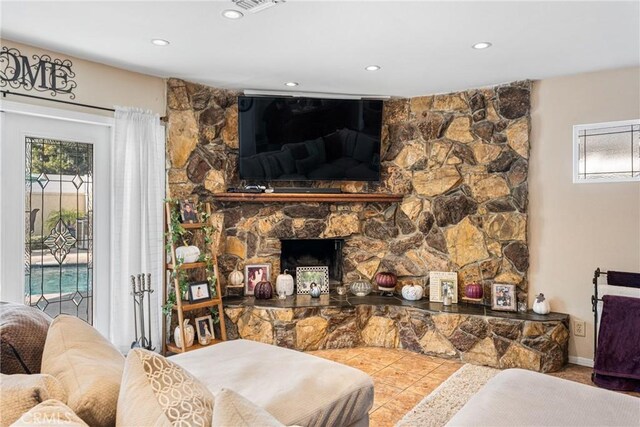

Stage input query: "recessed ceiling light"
[
  {"left": 284, "top": 82, "right": 299, "bottom": 87},
  {"left": 151, "top": 39, "right": 170, "bottom": 46},
  {"left": 472, "top": 42, "right": 492, "bottom": 50},
  {"left": 365, "top": 65, "right": 381, "bottom": 71},
  {"left": 222, "top": 9, "right": 244, "bottom": 19}
]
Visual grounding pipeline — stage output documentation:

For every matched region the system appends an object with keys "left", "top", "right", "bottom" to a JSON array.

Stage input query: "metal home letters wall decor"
[{"left": 0, "top": 46, "right": 77, "bottom": 98}]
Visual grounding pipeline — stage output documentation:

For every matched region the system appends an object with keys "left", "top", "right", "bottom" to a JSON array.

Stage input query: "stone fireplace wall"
[
  {"left": 166, "top": 79, "right": 531, "bottom": 306},
  {"left": 223, "top": 304, "right": 569, "bottom": 372}
]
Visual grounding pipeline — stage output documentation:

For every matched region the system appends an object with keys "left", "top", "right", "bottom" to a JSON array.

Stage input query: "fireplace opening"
[{"left": 280, "top": 239, "right": 344, "bottom": 287}]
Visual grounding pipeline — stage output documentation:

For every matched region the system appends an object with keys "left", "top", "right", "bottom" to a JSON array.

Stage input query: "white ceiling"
[{"left": 2, "top": 1, "right": 639, "bottom": 97}]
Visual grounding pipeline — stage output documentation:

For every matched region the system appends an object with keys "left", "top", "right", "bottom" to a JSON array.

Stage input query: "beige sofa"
[
  {"left": 446, "top": 369, "right": 640, "bottom": 426},
  {"left": 0, "top": 312, "right": 373, "bottom": 427},
  {"left": 171, "top": 339, "right": 373, "bottom": 426}
]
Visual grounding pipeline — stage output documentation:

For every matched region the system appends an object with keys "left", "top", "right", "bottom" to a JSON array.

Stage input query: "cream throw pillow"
[
  {"left": 212, "top": 389, "right": 284, "bottom": 427},
  {"left": 41, "top": 315, "right": 124, "bottom": 427},
  {"left": 10, "top": 399, "right": 88, "bottom": 427},
  {"left": 116, "top": 348, "right": 214, "bottom": 427},
  {"left": 0, "top": 374, "right": 67, "bottom": 427}
]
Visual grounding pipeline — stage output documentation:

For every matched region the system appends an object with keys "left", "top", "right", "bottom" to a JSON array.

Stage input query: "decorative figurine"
[
  {"left": 375, "top": 271, "right": 397, "bottom": 296},
  {"left": 175, "top": 245, "right": 200, "bottom": 264},
  {"left": 310, "top": 282, "right": 322, "bottom": 298},
  {"left": 174, "top": 319, "right": 195, "bottom": 348},
  {"left": 350, "top": 276, "right": 372, "bottom": 296},
  {"left": 533, "top": 293, "right": 551, "bottom": 315},
  {"left": 228, "top": 265, "right": 244, "bottom": 286},
  {"left": 254, "top": 281, "right": 273, "bottom": 299},
  {"left": 402, "top": 283, "right": 424, "bottom": 301},
  {"left": 276, "top": 269, "right": 295, "bottom": 296},
  {"left": 465, "top": 283, "right": 483, "bottom": 299}
]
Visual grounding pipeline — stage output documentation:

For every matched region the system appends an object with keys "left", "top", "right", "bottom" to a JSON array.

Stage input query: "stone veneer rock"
[
  {"left": 223, "top": 303, "right": 569, "bottom": 373},
  {"left": 166, "top": 79, "right": 531, "bottom": 306}
]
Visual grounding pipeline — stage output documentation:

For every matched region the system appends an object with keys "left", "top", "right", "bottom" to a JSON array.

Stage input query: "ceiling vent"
[{"left": 232, "top": 0, "right": 284, "bottom": 14}]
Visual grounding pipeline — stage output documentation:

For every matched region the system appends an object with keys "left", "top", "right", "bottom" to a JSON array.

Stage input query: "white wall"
[
  {"left": 529, "top": 67, "right": 640, "bottom": 362},
  {"left": 1, "top": 40, "right": 166, "bottom": 115}
]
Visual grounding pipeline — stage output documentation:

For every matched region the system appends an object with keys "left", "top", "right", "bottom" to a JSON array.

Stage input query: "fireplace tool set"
[{"left": 130, "top": 273, "right": 155, "bottom": 351}]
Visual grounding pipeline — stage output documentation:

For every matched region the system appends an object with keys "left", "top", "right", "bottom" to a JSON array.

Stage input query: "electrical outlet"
[{"left": 573, "top": 320, "right": 586, "bottom": 337}]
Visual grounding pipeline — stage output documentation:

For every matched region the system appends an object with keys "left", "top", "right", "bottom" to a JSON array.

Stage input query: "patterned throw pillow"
[
  {"left": 212, "top": 389, "right": 284, "bottom": 427},
  {"left": 117, "top": 348, "right": 214, "bottom": 427}
]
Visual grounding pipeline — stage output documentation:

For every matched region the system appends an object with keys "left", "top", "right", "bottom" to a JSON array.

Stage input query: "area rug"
[{"left": 396, "top": 364, "right": 499, "bottom": 427}]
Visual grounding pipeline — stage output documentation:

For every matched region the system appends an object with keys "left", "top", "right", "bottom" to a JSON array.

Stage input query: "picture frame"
[
  {"left": 429, "top": 271, "right": 458, "bottom": 303},
  {"left": 179, "top": 199, "right": 199, "bottom": 224},
  {"left": 188, "top": 281, "right": 211, "bottom": 303},
  {"left": 296, "top": 266, "right": 329, "bottom": 295},
  {"left": 491, "top": 283, "right": 517, "bottom": 312},
  {"left": 244, "top": 264, "right": 271, "bottom": 296},
  {"left": 441, "top": 279, "right": 456, "bottom": 302},
  {"left": 194, "top": 315, "right": 214, "bottom": 345}
]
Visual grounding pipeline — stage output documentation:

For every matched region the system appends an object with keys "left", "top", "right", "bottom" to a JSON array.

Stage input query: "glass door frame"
[{"left": 0, "top": 100, "right": 113, "bottom": 336}]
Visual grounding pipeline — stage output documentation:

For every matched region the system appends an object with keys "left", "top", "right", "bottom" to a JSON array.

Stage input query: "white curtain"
[{"left": 110, "top": 107, "right": 165, "bottom": 353}]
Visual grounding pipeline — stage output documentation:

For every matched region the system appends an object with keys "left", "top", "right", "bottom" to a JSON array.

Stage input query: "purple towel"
[
  {"left": 593, "top": 295, "right": 640, "bottom": 391},
  {"left": 607, "top": 271, "right": 640, "bottom": 288}
]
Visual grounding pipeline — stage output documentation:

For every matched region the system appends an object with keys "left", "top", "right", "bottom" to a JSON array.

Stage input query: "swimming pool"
[{"left": 27, "top": 265, "right": 90, "bottom": 295}]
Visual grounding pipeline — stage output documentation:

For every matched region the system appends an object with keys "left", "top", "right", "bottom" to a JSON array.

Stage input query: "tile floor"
[
  {"left": 306, "top": 347, "right": 463, "bottom": 427},
  {"left": 306, "top": 347, "right": 636, "bottom": 427}
]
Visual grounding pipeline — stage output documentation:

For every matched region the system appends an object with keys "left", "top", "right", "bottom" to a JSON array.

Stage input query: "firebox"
[{"left": 280, "top": 239, "right": 344, "bottom": 287}]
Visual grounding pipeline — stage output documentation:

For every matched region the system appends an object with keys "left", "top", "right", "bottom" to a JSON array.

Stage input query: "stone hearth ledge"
[{"left": 223, "top": 295, "right": 569, "bottom": 373}]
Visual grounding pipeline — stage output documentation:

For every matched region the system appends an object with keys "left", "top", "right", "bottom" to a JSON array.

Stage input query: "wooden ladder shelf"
[{"left": 162, "top": 202, "right": 227, "bottom": 355}]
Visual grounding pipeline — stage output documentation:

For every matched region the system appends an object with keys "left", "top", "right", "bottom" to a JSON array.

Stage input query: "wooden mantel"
[{"left": 211, "top": 192, "right": 404, "bottom": 203}]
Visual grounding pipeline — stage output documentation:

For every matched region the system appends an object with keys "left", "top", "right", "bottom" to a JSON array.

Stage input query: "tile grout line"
[
  {"left": 311, "top": 348, "right": 462, "bottom": 427},
  {"left": 370, "top": 355, "right": 448, "bottom": 419}
]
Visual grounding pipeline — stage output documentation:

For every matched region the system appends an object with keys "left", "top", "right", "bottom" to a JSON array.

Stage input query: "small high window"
[{"left": 573, "top": 120, "right": 640, "bottom": 183}]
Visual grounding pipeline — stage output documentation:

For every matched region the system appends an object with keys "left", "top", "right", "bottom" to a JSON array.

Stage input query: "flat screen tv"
[{"left": 238, "top": 96, "right": 383, "bottom": 182}]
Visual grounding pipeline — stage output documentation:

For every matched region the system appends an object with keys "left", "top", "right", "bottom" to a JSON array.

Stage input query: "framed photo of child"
[
  {"left": 428, "top": 271, "right": 458, "bottom": 303},
  {"left": 441, "top": 279, "right": 456, "bottom": 301},
  {"left": 295, "top": 266, "right": 329, "bottom": 295},
  {"left": 188, "top": 281, "right": 211, "bottom": 303},
  {"left": 179, "top": 200, "right": 199, "bottom": 223},
  {"left": 491, "top": 283, "right": 517, "bottom": 311},
  {"left": 195, "top": 315, "right": 214, "bottom": 345},
  {"left": 244, "top": 264, "right": 271, "bottom": 296}
]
